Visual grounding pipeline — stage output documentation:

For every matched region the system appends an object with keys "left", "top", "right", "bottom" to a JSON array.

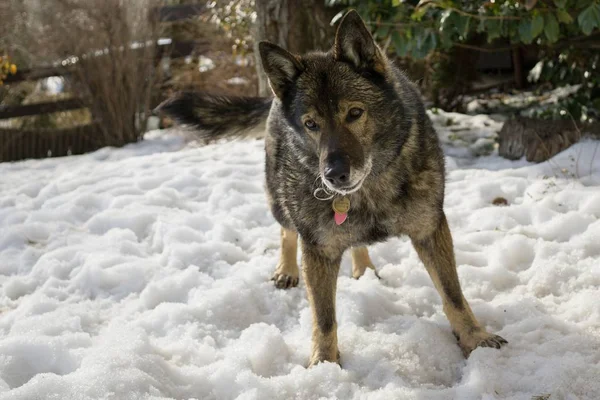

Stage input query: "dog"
[{"left": 157, "top": 10, "right": 507, "bottom": 367}]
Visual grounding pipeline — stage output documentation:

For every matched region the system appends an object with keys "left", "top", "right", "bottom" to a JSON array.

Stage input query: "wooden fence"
[
  {"left": 0, "top": 4, "right": 207, "bottom": 163},
  {"left": 0, "top": 125, "right": 101, "bottom": 162}
]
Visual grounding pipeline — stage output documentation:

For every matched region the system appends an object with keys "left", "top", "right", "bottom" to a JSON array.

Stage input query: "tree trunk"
[
  {"left": 512, "top": 47, "right": 525, "bottom": 89},
  {"left": 253, "top": 0, "right": 342, "bottom": 97}
]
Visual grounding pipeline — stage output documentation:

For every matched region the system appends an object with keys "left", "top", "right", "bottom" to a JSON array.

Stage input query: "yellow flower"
[{"left": 10, "top": 64, "right": 16, "bottom": 75}]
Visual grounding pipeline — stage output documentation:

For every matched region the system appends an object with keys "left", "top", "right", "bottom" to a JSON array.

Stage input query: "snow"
[
  {"left": 463, "top": 84, "right": 582, "bottom": 118},
  {"left": 1, "top": 112, "right": 599, "bottom": 400}
]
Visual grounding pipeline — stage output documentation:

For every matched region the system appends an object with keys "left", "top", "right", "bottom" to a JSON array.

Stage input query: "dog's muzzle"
[
  {"left": 323, "top": 154, "right": 351, "bottom": 188},
  {"left": 321, "top": 156, "right": 372, "bottom": 195}
]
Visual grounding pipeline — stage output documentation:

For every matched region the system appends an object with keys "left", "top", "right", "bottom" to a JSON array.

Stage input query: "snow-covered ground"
[{"left": 1, "top": 112, "right": 599, "bottom": 400}]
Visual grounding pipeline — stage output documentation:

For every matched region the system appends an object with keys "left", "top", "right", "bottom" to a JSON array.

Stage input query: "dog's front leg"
[
  {"left": 301, "top": 240, "right": 342, "bottom": 367},
  {"left": 271, "top": 227, "right": 299, "bottom": 288},
  {"left": 410, "top": 213, "right": 508, "bottom": 357}
]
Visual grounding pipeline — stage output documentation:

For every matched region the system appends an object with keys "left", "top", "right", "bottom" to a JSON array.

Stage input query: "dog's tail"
[{"left": 155, "top": 91, "right": 272, "bottom": 141}]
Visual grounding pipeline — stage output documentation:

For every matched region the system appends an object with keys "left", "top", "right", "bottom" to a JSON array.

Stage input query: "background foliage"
[
  {"left": 207, "top": 0, "right": 257, "bottom": 56},
  {"left": 328, "top": 0, "right": 600, "bottom": 121},
  {"left": 328, "top": 0, "right": 600, "bottom": 58}
]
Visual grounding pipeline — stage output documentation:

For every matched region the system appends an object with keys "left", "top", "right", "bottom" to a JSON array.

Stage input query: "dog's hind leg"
[
  {"left": 410, "top": 213, "right": 508, "bottom": 357},
  {"left": 351, "top": 247, "right": 380, "bottom": 279},
  {"left": 271, "top": 227, "right": 300, "bottom": 289},
  {"left": 301, "top": 241, "right": 342, "bottom": 367}
]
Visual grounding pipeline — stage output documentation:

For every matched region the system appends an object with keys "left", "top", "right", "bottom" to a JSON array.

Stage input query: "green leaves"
[
  {"left": 390, "top": 27, "right": 437, "bottom": 59},
  {"left": 577, "top": 3, "right": 600, "bottom": 35},
  {"left": 525, "top": 0, "right": 539, "bottom": 11},
  {"left": 411, "top": 7, "right": 428, "bottom": 22},
  {"left": 391, "top": 30, "right": 410, "bottom": 57},
  {"left": 358, "top": 0, "right": 599, "bottom": 60},
  {"left": 412, "top": 28, "right": 437, "bottom": 59},
  {"left": 519, "top": 13, "right": 545, "bottom": 44},
  {"left": 440, "top": 10, "right": 470, "bottom": 44},
  {"left": 455, "top": 15, "right": 471, "bottom": 38},
  {"left": 519, "top": 18, "right": 534, "bottom": 43},
  {"left": 340, "top": 0, "right": 598, "bottom": 123},
  {"left": 576, "top": 0, "right": 593, "bottom": 9},
  {"left": 544, "top": 13, "right": 560, "bottom": 43},
  {"left": 375, "top": 25, "right": 391, "bottom": 39},
  {"left": 532, "top": 14, "right": 545, "bottom": 38},
  {"left": 557, "top": 10, "right": 573, "bottom": 24},
  {"left": 486, "top": 20, "right": 503, "bottom": 42}
]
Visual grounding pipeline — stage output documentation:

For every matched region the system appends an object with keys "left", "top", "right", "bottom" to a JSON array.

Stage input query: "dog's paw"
[
  {"left": 271, "top": 271, "right": 299, "bottom": 289},
  {"left": 352, "top": 262, "right": 381, "bottom": 280},
  {"left": 308, "top": 350, "right": 341, "bottom": 368},
  {"left": 456, "top": 329, "right": 508, "bottom": 357}
]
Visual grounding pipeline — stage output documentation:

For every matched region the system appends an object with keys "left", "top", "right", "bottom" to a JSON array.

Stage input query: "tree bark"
[
  {"left": 512, "top": 47, "right": 525, "bottom": 89},
  {"left": 253, "top": 0, "right": 342, "bottom": 96}
]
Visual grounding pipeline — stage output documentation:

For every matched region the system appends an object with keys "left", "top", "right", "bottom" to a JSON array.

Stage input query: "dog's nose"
[{"left": 324, "top": 154, "right": 350, "bottom": 187}]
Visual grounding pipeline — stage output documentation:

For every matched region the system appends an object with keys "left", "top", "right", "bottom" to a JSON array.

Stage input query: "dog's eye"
[
  {"left": 347, "top": 107, "right": 364, "bottom": 122},
  {"left": 304, "top": 119, "right": 318, "bottom": 131}
]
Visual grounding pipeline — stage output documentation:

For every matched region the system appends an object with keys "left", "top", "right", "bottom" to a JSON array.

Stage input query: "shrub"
[
  {"left": 0, "top": 56, "right": 18, "bottom": 86},
  {"left": 10, "top": 0, "right": 162, "bottom": 145},
  {"left": 329, "top": 0, "right": 600, "bottom": 120}
]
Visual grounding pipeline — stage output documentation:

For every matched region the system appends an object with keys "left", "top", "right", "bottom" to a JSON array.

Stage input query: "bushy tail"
[{"left": 155, "top": 91, "right": 272, "bottom": 141}]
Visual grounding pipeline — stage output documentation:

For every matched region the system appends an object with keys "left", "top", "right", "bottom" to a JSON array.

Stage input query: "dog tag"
[
  {"left": 332, "top": 197, "right": 350, "bottom": 214},
  {"left": 332, "top": 197, "right": 350, "bottom": 225}
]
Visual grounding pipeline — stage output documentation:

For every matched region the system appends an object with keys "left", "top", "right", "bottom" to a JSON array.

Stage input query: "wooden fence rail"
[
  {"left": 0, "top": 98, "right": 85, "bottom": 119},
  {"left": 0, "top": 124, "right": 100, "bottom": 162},
  {"left": 3, "top": 65, "right": 72, "bottom": 85}
]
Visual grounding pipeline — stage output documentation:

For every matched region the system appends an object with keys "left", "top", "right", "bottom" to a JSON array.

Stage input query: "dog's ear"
[
  {"left": 333, "top": 10, "right": 387, "bottom": 74},
  {"left": 259, "top": 41, "right": 304, "bottom": 98}
]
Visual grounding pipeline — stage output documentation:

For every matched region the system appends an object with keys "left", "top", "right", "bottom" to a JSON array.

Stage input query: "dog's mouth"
[
  {"left": 321, "top": 158, "right": 372, "bottom": 196},
  {"left": 327, "top": 176, "right": 365, "bottom": 194}
]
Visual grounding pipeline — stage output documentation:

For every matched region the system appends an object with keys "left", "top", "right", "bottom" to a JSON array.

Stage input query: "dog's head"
[{"left": 261, "top": 10, "right": 404, "bottom": 194}]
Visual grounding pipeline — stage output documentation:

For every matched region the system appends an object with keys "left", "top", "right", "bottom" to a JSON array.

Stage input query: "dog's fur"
[{"left": 158, "top": 10, "right": 507, "bottom": 367}]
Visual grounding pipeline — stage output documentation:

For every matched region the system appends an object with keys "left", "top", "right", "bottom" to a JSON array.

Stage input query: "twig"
[
  {"left": 453, "top": 42, "right": 521, "bottom": 53},
  {"left": 590, "top": 141, "right": 600, "bottom": 178},
  {"left": 444, "top": 7, "right": 521, "bottom": 21},
  {"left": 453, "top": 32, "right": 600, "bottom": 54},
  {"left": 381, "top": 35, "right": 392, "bottom": 53},
  {"left": 364, "top": 21, "right": 434, "bottom": 28},
  {"left": 416, "top": 1, "right": 521, "bottom": 20},
  {"left": 565, "top": 110, "right": 583, "bottom": 179}
]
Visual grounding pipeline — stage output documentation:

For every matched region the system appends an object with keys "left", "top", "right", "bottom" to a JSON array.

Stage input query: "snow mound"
[{"left": 1, "top": 116, "right": 599, "bottom": 400}]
